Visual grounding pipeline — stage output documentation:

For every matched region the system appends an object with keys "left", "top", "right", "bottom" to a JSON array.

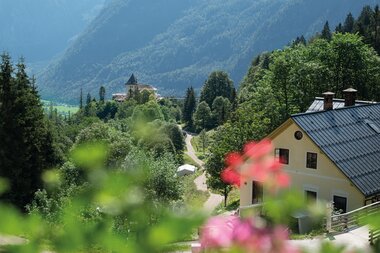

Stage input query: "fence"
[
  {"left": 328, "top": 201, "right": 380, "bottom": 232},
  {"left": 326, "top": 201, "right": 380, "bottom": 245},
  {"left": 239, "top": 203, "right": 264, "bottom": 218}
]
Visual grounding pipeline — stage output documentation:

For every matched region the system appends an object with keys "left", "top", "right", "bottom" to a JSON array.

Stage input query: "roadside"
[
  {"left": 290, "top": 226, "right": 371, "bottom": 253},
  {"left": 184, "top": 133, "right": 223, "bottom": 213}
]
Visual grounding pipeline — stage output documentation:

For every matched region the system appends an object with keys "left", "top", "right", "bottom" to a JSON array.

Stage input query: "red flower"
[
  {"left": 221, "top": 167, "right": 241, "bottom": 187},
  {"left": 220, "top": 139, "right": 291, "bottom": 191},
  {"left": 244, "top": 139, "right": 273, "bottom": 159},
  {"left": 225, "top": 152, "right": 244, "bottom": 168}
]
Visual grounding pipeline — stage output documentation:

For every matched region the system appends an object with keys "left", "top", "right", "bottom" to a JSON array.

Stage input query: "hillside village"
[{"left": 0, "top": 3, "right": 380, "bottom": 253}]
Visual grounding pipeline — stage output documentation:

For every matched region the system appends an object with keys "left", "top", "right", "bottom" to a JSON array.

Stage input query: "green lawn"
[
  {"left": 182, "top": 170, "right": 209, "bottom": 209},
  {"left": 213, "top": 188, "right": 240, "bottom": 215},
  {"left": 42, "top": 100, "right": 79, "bottom": 116},
  {"left": 183, "top": 153, "right": 199, "bottom": 167}
]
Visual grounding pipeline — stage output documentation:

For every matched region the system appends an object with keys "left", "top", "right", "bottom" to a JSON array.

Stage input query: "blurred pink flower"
[
  {"left": 221, "top": 139, "right": 290, "bottom": 191},
  {"left": 244, "top": 139, "right": 273, "bottom": 159},
  {"left": 221, "top": 167, "right": 241, "bottom": 187},
  {"left": 200, "top": 217, "right": 300, "bottom": 253},
  {"left": 200, "top": 216, "right": 239, "bottom": 249}
]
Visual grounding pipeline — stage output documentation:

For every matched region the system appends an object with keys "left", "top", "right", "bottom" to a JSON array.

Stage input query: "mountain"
[
  {"left": 38, "top": 0, "right": 380, "bottom": 103},
  {"left": 0, "top": 0, "right": 105, "bottom": 64}
]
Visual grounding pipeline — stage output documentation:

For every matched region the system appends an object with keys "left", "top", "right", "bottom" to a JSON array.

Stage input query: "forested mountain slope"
[
  {"left": 0, "top": 0, "right": 105, "bottom": 63},
  {"left": 38, "top": 0, "right": 379, "bottom": 103}
]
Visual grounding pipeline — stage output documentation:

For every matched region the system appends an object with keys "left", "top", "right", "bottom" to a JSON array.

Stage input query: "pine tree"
[
  {"left": 293, "top": 36, "right": 306, "bottom": 46},
  {"left": 0, "top": 55, "right": 57, "bottom": 209},
  {"left": 79, "top": 88, "right": 83, "bottom": 109},
  {"left": 86, "top": 93, "right": 92, "bottom": 105},
  {"left": 343, "top": 13, "right": 355, "bottom": 33},
  {"left": 182, "top": 87, "right": 196, "bottom": 127},
  {"left": 335, "top": 23, "right": 344, "bottom": 33},
  {"left": 99, "top": 86, "right": 106, "bottom": 103},
  {"left": 321, "top": 21, "right": 332, "bottom": 41},
  {"left": 261, "top": 54, "right": 270, "bottom": 69},
  {"left": 374, "top": 5, "right": 380, "bottom": 53}
]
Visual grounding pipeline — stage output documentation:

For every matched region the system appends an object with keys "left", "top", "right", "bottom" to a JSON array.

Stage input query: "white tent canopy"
[{"left": 176, "top": 164, "right": 196, "bottom": 177}]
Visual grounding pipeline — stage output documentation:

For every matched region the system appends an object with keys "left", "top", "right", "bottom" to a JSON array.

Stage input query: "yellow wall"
[{"left": 240, "top": 120, "right": 365, "bottom": 212}]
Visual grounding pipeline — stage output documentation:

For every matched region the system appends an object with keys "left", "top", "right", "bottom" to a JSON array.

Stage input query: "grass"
[
  {"left": 191, "top": 135, "right": 209, "bottom": 161},
  {"left": 42, "top": 99, "right": 79, "bottom": 116},
  {"left": 213, "top": 188, "right": 240, "bottom": 215},
  {"left": 290, "top": 228, "right": 325, "bottom": 240},
  {"left": 190, "top": 135, "right": 199, "bottom": 152},
  {"left": 161, "top": 243, "right": 191, "bottom": 252},
  {"left": 183, "top": 153, "right": 199, "bottom": 167},
  {"left": 182, "top": 172, "right": 210, "bottom": 209}
]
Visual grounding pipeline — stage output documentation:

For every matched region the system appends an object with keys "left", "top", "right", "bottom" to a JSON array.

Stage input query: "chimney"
[
  {"left": 323, "top": 92, "right": 335, "bottom": 111},
  {"left": 343, "top": 88, "right": 357, "bottom": 107}
]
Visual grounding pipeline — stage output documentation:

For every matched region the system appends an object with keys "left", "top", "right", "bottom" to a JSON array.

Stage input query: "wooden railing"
[
  {"left": 239, "top": 203, "right": 263, "bottom": 217},
  {"left": 329, "top": 201, "right": 380, "bottom": 232},
  {"left": 370, "top": 228, "right": 380, "bottom": 245}
]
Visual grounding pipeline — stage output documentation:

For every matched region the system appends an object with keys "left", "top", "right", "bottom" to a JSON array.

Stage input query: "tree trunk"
[{"left": 224, "top": 187, "right": 228, "bottom": 207}]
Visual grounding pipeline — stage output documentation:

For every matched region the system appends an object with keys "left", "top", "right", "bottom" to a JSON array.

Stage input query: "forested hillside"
[
  {"left": 38, "top": 0, "right": 379, "bottom": 103},
  {"left": 0, "top": 0, "right": 105, "bottom": 63}
]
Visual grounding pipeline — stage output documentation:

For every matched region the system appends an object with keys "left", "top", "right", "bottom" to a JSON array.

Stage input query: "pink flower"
[
  {"left": 221, "top": 139, "right": 291, "bottom": 191},
  {"left": 200, "top": 216, "right": 239, "bottom": 249},
  {"left": 225, "top": 152, "right": 244, "bottom": 168},
  {"left": 244, "top": 139, "right": 273, "bottom": 159},
  {"left": 221, "top": 167, "right": 241, "bottom": 186},
  {"left": 232, "top": 219, "right": 254, "bottom": 243},
  {"left": 200, "top": 216, "right": 300, "bottom": 253}
]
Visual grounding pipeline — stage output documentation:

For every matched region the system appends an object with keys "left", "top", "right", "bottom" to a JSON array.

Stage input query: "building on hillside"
[
  {"left": 240, "top": 89, "right": 380, "bottom": 213},
  {"left": 112, "top": 74, "right": 157, "bottom": 102},
  {"left": 307, "top": 89, "right": 376, "bottom": 113}
]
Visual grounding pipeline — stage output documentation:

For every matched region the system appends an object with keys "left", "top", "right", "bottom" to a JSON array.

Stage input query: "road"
[{"left": 184, "top": 133, "right": 223, "bottom": 213}]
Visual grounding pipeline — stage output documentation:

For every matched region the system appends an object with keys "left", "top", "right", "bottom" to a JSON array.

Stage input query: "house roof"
[
  {"left": 292, "top": 103, "right": 380, "bottom": 197},
  {"left": 126, "top": 74, "right": 138, "bottom": 85},
  {"left": 307, "top": 97, "right": 375, "bottom": 113}
]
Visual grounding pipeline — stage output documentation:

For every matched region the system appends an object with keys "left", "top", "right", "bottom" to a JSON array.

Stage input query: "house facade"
[{"left": 240, "top": 91, "right": 380, "bottom": 213}]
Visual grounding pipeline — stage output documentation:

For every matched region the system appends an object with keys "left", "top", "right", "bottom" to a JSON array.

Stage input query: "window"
[
  {"left": 275, "top": 148, "right": 289, "bottom": 164},
  {"left": 333, "top": 195, "right": 347, "bottom": 213},
  {"left": 365, "top": 119, "right": 380, "bottom": 134},
  {"left": 306, "top": 152, "right": 317, "bottom": 169},
  {"left": 252, "top": 181, "right": 263, "bottom": 204},
  {"left": 294, "top": 131, "right": 303, "bottom": 140},
  {"left": 305, "top": 190, "right": 317, "bottom": 203}
]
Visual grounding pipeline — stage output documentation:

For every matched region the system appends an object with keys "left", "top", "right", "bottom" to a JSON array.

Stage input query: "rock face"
[{"left": 37, "top": 0, "right": 376, "bottom": 103}]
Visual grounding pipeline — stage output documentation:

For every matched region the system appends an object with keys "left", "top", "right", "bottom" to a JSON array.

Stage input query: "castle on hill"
[{"left": 112, "top": 74, "right": 157, "bottom": 102}]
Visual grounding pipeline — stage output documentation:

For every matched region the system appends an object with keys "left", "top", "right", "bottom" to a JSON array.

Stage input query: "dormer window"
[{"left": 275, "top": 148, "right": 289, "bottom": 164}]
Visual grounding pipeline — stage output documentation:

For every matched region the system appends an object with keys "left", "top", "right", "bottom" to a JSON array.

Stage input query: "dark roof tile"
[{"left": 292, "top": 103, "right": 380, "bottom": 197}]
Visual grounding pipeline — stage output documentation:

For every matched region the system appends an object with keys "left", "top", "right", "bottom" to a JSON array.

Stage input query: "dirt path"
[
  {"left": 0, "top": 235, "right": 26, "bottom": 246},
  {"left": 185, "top": 133, "right": 223, "bottom": 213}
]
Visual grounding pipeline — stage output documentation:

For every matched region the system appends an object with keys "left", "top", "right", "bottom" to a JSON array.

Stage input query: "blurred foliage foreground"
[
  {"left": 0, "top": 143, "right": 204, "bottom": 253},
  {"left": 0, "top": 141, "right": 379, "bottom": 253}
]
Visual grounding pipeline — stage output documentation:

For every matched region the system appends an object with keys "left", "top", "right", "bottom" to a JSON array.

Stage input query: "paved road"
[
  {"left": 290, "top": 226, "right": 371, "bottom": 252},
  {"left": 184, "top": 133, "right": 223, "bottom": 213}
]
